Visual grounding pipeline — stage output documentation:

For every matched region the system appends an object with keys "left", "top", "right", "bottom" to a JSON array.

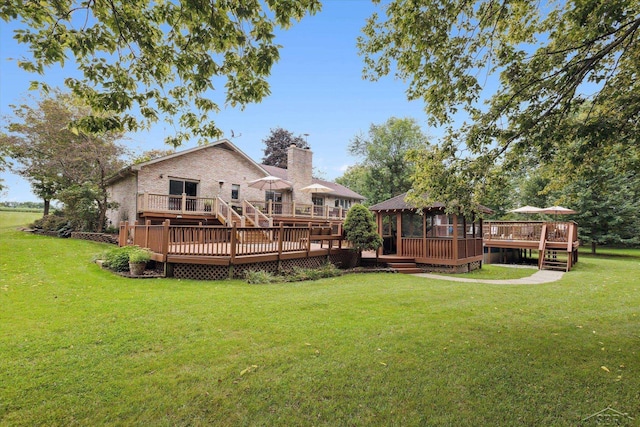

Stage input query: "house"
[
  {"left": 106, "top": 139, "right": 364, "bottom": 227},
  {"left": 368, "top": 193, "right": 489, "bottom": 272}
]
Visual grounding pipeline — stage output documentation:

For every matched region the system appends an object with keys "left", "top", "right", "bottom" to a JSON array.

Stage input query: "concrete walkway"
[{"left": 412, "top": 268, "right": 565, "bottom": 285}]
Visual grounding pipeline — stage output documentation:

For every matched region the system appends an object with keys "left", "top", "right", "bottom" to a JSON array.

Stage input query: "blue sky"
[{"left": 1, "top": 1, "right": 435, "bottom": 202}]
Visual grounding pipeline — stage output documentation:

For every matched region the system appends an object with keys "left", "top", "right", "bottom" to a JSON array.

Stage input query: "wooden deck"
[
  {"left": 136, "top": 193, "right": 348, "bottom": 224},
  {"left": 119, "top": 221, "right": 348, "bottom": 266},
  {"left": 483, "top": 221, "right": 579, "bottom": 271}
]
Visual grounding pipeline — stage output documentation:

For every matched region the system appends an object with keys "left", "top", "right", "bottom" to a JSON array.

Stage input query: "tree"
[
  {"left": 2, "top": 91, "right": 126, "bottom": 229},
  {"left": 1, "top": 1, "right": 321, "bottom": 146},
  {"left": 335, "top": 164, "right": 369, "bottom": 202},
  {"left": 348, "top": 117, "right": 430, "bottom": 205},
  {"left": 343, "top": 204, "right": 382, "bottom": 264},
  {"left": 261, "top": 128, "right": 309, "bottom": 168},
  {"left": 360, "top": 1, "right": 640, "bottom": 214}
]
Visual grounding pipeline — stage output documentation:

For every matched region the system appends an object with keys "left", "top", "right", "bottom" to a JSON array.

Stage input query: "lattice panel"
[
  {"left": 329, "top": 252, "right": 353, "bottom": 268},
  {"left": 173, "top": 263, "right": 230, "bottom": 280},
  {"left": 233, "top": 261, "right": 279, "bottom": 279},
  {"left": 281, "top": 255, "right": 326, "bottom": 271}
]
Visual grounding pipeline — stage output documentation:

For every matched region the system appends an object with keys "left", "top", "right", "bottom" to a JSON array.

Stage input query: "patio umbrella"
[
  {"left": 247, "top": 175, "right": 292, "bottom": 192},
  {"left": 540, "top": 206, "right": 577, "bottom": 215},
  {"left": 541, "top": 205, "right": 577, "bottom": 221},
  {"left": 508, "top": 205, "right": 543, "bottom": 214},
  {"left": 299, "top": 183, "right": 333, "bottom": 195}
]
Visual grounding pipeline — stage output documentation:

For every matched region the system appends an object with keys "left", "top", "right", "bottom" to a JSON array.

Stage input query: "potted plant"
[{"left": 128, "top": 247, "right": 152, "bottom": 276}]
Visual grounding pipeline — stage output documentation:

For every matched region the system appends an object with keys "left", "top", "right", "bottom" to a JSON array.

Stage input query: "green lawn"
[{"left": 1, "top": 214, "right": 639, "bottom": 426}]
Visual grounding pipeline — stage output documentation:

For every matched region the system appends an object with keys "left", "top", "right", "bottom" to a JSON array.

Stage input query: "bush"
[
  {"left": 245, "top": 270, "right": 275, "bottom": 284},
  {"left": 282, "top": 263, "right": 342, "bottom": 283},
  {"left": 103, "top": 246, "right": 138, "bottom": 272},
  {"left": 128, "top": 247, "right": 152, "bottom": 264},
  {"left": 31, "top": 214, "right": 69, "bottom": 232}
]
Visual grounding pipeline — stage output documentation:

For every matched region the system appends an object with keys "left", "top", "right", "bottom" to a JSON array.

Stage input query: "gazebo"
[{"left": 369, "top": 193, "right": 491, "bottom": 271}]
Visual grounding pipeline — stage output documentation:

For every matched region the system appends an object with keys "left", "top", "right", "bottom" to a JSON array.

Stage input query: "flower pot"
[{"left": 129, "top": 261, "right": 147, "bottom": 276}]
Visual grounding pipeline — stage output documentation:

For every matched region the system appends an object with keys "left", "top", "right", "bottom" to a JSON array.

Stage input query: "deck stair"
[
  {"left": 385, "top": 257, "right": 423, "bottom": 274},
  {"left": 540, "top": 248, "right": 569, "bottom": 272}
]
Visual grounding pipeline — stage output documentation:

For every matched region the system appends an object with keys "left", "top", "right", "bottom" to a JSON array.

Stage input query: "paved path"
[{"left": 412, "top": 268, "right": 565, "bottom": 285}]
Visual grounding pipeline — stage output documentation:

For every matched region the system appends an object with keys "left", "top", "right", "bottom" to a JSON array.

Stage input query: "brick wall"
[{"left": 287, "top": 145, "right": 313, "bottom": 204}]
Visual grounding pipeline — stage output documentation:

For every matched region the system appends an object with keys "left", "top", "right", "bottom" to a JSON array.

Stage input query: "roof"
[
  {"left": 369, "top": 192, "right": 492, "bottom": 214},
  {"left": 261, "top": 164, "right": 365, "bottom": 200},
  {"left": 107, "top": 139, "right": 269, "bottom": 185}
]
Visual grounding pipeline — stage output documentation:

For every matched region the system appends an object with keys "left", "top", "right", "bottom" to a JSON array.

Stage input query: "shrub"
[
  {"left": 245, "top": 270, "right": 275, "bottom": 284},
  {"left": 128, "top": 247, "right": 152, "bottom": 264},
  {"left": 103, "top": 246, "right": 138, "bottom": 272},
  {"left": 283, "top": 263, "right": 342, "bottom": 282},
  {"left": 31, "top": 214, "right": 70, "bottom": 232}
]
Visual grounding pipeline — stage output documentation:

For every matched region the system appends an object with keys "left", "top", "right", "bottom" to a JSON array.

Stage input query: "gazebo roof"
[{"left": 368, "top": 192, "right": 492, "bottom": 214}]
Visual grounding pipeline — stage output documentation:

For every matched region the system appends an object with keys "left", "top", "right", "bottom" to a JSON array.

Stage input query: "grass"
[
  {"left": 1, "top": 212, "right": 639, "bottom": 426},
  {"left": 439, "top": 263, "right": 538, "bottom": 280}
]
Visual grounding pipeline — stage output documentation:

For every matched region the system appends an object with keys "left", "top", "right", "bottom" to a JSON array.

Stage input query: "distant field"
[
  {"left": 0, "top": 210, "right": 41, "bottom": 229},
  {"left": 1, "top": 211, "right": 639, "bottom": 426}
]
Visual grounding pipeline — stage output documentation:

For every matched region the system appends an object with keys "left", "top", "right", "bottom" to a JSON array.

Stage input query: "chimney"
[{"left": 287, "top": 144, "right": 313, "bottom": 203}]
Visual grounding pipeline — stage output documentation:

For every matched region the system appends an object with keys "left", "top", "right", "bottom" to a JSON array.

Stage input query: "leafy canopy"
[
  {"left": 1, "top": 0, "right": 321, "bottom": 146},
  {"left": 261, "top": 127, "right": 309, "bottom": 168},
  {"left": 360, "top": 0, "right": 640, "bottom": 215},
  {"left": 347, "top": 117, "right": 430, "bottom": 206},
  {"left": 2, "top": 91, "right": 127, "bottom": 228}
]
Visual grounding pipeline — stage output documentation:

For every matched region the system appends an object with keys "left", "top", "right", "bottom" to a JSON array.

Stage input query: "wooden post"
[
  {"left": 268, "top": 200, "right": 273, "bottom": 216},
  {"left": 278, "top": 223, "right": 284, "bottom": 258},
  {"left": 396, "top": 212, "right": 403, "bottom": 256},
  {"left": 144, "top": 219, "right": 151, "bottom": 249},
  {"left": 162, "top": 220, "right": 170, "bottom": 262},
  {"left": 452, "top": 214, "right": 459, "bottom": 261},
  {"left": 181, "top": 192, "right": 187, "bottom": 213},
  {"left": 230, "top": 222, "right": 237, "bottom": 263},
  {"left": 143, "top": 192, "right": 149, "bottom": 211},
  {"left": 119, "top": 221, "right": 127, "bottom": 246},
  {"left": 307, "top": 222, "right": 312, "bottom": 255}
]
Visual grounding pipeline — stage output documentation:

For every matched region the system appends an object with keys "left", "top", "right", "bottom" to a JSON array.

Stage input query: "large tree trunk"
[
  {"left": 43, "top": 199, "right": 50, "bottom": 217},
  {"left": 96, "top": 199, "right": 107, "bottom": 232},
  {"left": 591, "top": 241, "right": 597, "bottom": 255}
]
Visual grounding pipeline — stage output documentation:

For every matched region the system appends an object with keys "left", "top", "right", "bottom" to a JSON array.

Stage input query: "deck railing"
[
  {"left": 248, "top": 200, "right": 347, "bottom": 220},
  {"left": 400, "top": 237, "right": 483, "bottom": 260},
  {"left": 483, "top": 221, "right": 577, "bottom": 244},
  {"left": 137, "top": 192, "right": 348, "bottom": 221},
  {"left": 119, "top": 220, "right": 343, "bottom": 261}
]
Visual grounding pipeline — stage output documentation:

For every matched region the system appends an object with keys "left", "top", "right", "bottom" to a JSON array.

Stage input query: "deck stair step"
[
  {"left": 387, "top": 261, "right": 422, "bottom": 274},
  {"left": 540, "top": 249, "right": 568, "bottom": 272}
]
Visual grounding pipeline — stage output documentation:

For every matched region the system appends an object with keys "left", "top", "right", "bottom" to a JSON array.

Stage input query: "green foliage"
[
  {"left": 244, "top": 270, "right": 276, "bottom": 285},
  {"left": 345, "top": 117, "right": 430, "bottom": 205},
  {"left": 245, "top": 263, "right": 341, "bottom": 284},
  {"left": 360, "top": 1, "right": 640, "bottom": 214},
  {"left": 128, "top": 247, "right": 152, "bottom": 264},
  {"left": 335, "top": 164, "right": 369, "bottom": 203},
  {"left": 103, "top": 246, "right": 138, "bottom": 272},
  {"left": 2, "top": 1, "right": 321, "bottom": 146},
  {"left": 2, "top": 91, "right": 127, "bottom": 227},
  {"left": 30, "top": 213, "right": 70, "bottom": 233},
  {"left": 261, "top": 127, "right": 309, "bottom": 168},
  {"left": 286, "top": 263, "right": 342, "bottom": 281},
  {"left": 343, "top": 204, "right": 382, "bottom": 253},
  {"left": 56, "top": 184, "right": 102, "bottom": 232}
]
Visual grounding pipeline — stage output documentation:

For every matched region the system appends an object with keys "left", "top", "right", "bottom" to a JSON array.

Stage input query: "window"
[
  {"left": 169, "top": 179, "right": 198, "bottom": 210},
  {"left": 169, "top": 179, "right": 198, "bottom": 196},
  {"left": 334, "top": 198, "right": 352, "bottom": 209},
  {"left": 266, "top": 191, "right": 282, "bottom": 202},
  {"left": 231, "top": 184, "right": 240, "bottom": 200},
  {"left": 401, "top": 212, "right": 423, "bottom": 238},
  {"left": 312, "top": 196, "right": 324, "bottom": 206}
]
